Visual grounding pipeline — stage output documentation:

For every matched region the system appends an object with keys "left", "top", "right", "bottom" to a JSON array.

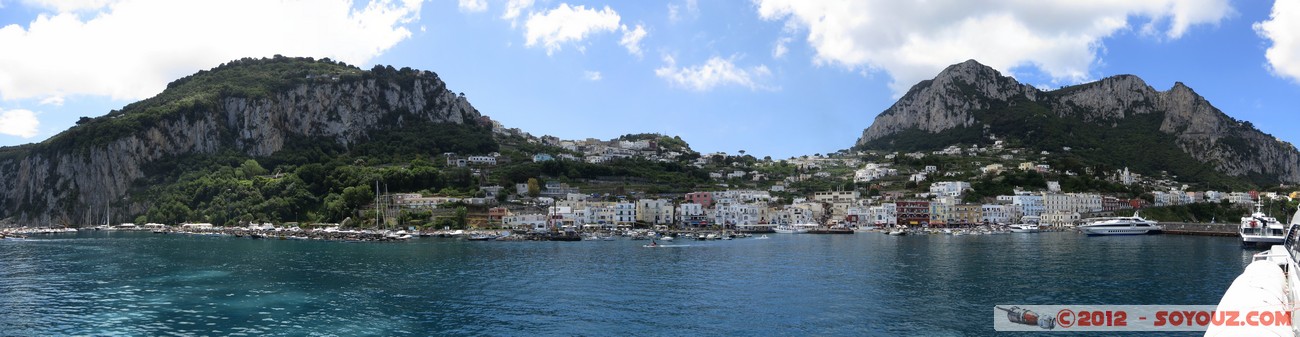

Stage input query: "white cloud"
[
  {"left": 502, "top": 0, "right": 534, "bottom": 26},
  {"left": 0, "top": 108, "right": 39, "bottom": 138},
  {"left": 584, "top": 70, "right": 602, "bottom": 81},
  {"left": 620, "top": 24, "right": 647, "bottom": 57},
  {"left": 0, "top": 0, "right": 422, "bottom": 102},
  {"left": 524, "top": 3, "right": 621, "bottom": 55},
  {"left": 772, "top": 36, "right": 792, "bottom": 59},
  {"left": 655, "top": 55, "right": 772, "bottom": 91},
  {"left": 458, "top": 0, "right": 486, "bottom": 13},
  {"left": 755, "top": 0, "right": 1232, "bottom": 95},
  {"left": 1256, "top": 0, "right": 1300, "bottom": 82},
  {"left": 38, "top": 96, "right": 62, "bottom": 106}
]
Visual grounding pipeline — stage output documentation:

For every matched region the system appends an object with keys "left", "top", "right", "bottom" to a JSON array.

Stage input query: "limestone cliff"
[
  {"left": 0, "top": 58, "right": 482, "bottom": 226},
  {"left": 856, "top": 60, "right": 1300, "bottom": 185}
]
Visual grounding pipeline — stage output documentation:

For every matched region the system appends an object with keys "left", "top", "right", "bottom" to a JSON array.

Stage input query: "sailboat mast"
[{"left": 384, "top": 183, "right": 390, "bottom": 230}]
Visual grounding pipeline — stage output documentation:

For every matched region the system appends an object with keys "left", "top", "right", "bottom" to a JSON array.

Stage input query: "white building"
[
  {"left": 869, "top": 203, "right": 897, "bottom": 226},
  {"left": 928, "top": 181, "right": 971, "bottom": 198},
  {"left": 504, "top": 213, "right": 549, "bottom": 232},
  {"left": 466, "top": 156, "right": 497, "bottom": 166},
  {"left": 1228, "top": 192, "right": 1254, "bottom": 205},
  {"left": 1007, "top": 193, "right": 1044, "bottom": 220},
  {"left": 981, "top": 204, "right": 1009, "bottom": 224},
  {"left": 713, "top": 202, "right": 762, "bottom": 228},
  {"left": 776, "top": 205, "right": 817, "bottom": 225},
  {"left": 1043, "top": 193, "right": 1103, "bottom": 215},
  {"left": 853, "top": 163, "right": 898, "bottom": 183},
  {"left": 614, "top": 203, "right": 637, "bottom": 226},
  {"left": 677, "top": 203, "right": 708, "bottom": 226}
]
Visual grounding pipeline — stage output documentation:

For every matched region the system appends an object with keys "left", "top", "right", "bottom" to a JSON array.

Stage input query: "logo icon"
[{"left": 997, "top": 306, "right": 1056, "bottom": 330}]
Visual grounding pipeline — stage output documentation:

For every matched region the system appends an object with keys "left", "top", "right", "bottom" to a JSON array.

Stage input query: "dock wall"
[{"left": 1161, "top": 223, "right": 1238, "bottom": 237}]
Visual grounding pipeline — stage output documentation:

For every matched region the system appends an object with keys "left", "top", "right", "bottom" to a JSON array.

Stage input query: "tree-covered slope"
[{"left": 0, "top": 56, "right": 492, "bottom": 226}]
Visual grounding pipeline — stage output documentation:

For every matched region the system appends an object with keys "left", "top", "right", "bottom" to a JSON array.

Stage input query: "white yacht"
[
  {"left": 1008, "top": 223, "right": 1040, "bottom": 233},
  {"left": 1240, "top": 201, "right": 1286, "bottom": 247},
  {"left": 1078, "top": 212, "right": 1161, "bottom": 236},
  {"left": 774, "top": 223, "right": 815, "bottom": 234}
]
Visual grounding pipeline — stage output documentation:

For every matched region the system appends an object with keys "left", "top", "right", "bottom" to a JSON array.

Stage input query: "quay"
[{"left": 1160, "top": 222, "right": 1238, "bottom": 237}]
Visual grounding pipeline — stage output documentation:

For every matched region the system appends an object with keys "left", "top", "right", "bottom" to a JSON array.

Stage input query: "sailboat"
[{"left": 94, "top": 207, "right": 112, "bottom": 231}]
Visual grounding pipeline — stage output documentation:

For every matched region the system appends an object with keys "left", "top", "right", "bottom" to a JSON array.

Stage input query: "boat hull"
[
  {"left": 806, "top": 228, "right": 854, "bottom": 234},
  {"left": 1240, "top": 235, "right": 1285, "bottom": 246},
  {"left": 1082, "top": 228, "right": 1161, "bottom": 236}
]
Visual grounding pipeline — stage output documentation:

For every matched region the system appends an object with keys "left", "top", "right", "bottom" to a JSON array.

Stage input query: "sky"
[{"left": 0, "top": 0, "right": 1298, "bottom": 160}]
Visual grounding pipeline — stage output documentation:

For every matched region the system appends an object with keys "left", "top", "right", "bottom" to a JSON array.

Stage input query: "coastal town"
[
  {"left": 6, "top": 128, "right": 1293, "bottom": 242},
  {"left": 397, "top": 131, "right": 1300, "bottom": 233}
]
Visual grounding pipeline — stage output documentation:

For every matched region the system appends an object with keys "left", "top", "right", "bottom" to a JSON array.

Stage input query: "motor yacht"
[{"left": 1078, "top": 212, "right": 1161, "bottom": 236}]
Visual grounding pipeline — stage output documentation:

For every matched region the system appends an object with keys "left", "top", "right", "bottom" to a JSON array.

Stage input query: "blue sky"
[{"left": 1, "top": 0, "right": 1298, "bottom": 160}]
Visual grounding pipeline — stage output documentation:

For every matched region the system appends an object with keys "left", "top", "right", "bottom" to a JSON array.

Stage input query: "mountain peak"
[
  {"left": 856, "top": 60, "right": 1300, "bottom": 186},
  {"left": 933, "top": 59, "right": 1003, "bottom": 83},
  {"left": 859, "top": 60, "right": 1039, "bottom": 145},
  {"left": 950, "top": 59, "right": 994, "bottom": 70}
]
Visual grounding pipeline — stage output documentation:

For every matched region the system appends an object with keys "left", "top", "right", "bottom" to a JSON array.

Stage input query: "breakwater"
[{"left": 1161, "top": 222, "right": 1238, "bottom": 236}]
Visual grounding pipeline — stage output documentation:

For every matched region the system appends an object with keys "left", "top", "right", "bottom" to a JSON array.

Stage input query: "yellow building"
[{"left": 953, "top": 204, "right": 983, "bottom": 225}]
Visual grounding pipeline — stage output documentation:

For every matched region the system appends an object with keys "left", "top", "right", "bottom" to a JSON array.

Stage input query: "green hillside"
[{"left": 857, "top": 95, "right": 1255, "bottom": 191}]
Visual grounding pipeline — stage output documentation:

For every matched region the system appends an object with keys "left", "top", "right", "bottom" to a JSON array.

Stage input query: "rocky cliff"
[
  {"left": 0, "top": 58, "right": 482, "bottom": 226},
  {"left": 857, "top": 60, "right": 1300, "bottom": 185}
]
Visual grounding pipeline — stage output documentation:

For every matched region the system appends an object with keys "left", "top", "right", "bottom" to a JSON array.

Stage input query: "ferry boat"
[
  {"left": 1008, "top": 223, "right": 1040, "bottom": 233},
  {"left": 1078, "top": 212, "right": 1161, "bottom": 236},
  {"left": 1240, "top": 201, "right": 1286, "bottom": 247},
  {"left": 1207, "top": 208, "right": 1300, "bottom": 336}
]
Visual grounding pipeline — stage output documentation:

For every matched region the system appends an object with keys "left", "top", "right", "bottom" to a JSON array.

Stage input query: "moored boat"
[
  {"left": 467, "top": 234, "right": 495, "bottom": 241},
  {"left": 1008, "top": 223, "right": 1040, "bottom": 233},
  {"left": 807, "top": 227, "right": 855, "bottom": 234},
  {"left": 1078, "top": 212, "right": 1161, "bottom": 236},
  {"left": 1240, "top": 200, "right": 1286, "bottom": 247}
]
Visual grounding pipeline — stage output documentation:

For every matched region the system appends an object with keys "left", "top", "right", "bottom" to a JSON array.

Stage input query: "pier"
[{"left": 1160, "top": 222, "right": 1238, "bottom": 236}]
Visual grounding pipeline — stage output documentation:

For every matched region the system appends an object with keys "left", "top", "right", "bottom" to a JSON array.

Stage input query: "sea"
[{"left": 0, "top": 231, "right": 1254, "bottom": 336}]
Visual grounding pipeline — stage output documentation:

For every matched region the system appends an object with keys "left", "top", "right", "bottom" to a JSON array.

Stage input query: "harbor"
[{"left": 0, "top": 229, "right": 1253, "bottom": 336}]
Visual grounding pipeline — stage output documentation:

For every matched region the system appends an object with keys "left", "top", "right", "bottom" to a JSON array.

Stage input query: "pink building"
[{"left": 685, "top": 192, "right": 714, "bottom": 209}]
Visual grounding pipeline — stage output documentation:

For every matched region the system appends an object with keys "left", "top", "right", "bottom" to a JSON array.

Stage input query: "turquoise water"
[{"left": 0, "top": 232, "right": 1253, "bottom": 336}]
